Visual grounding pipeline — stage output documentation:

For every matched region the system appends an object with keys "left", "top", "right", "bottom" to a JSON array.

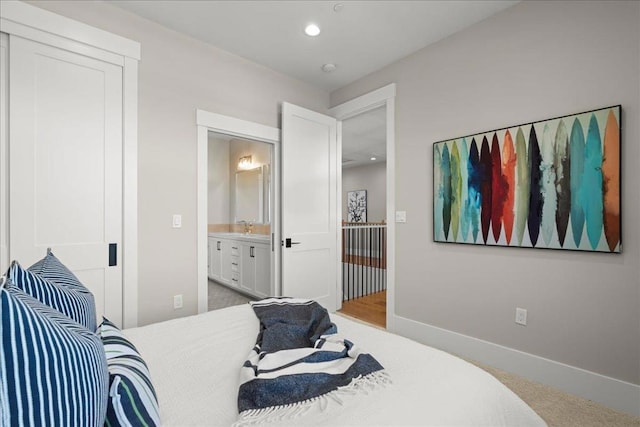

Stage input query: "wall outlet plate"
[
  {"left": 395, "top": 211, "right": 407, "bottom": 223},
  {"left": 173, "top": 294, "right": 183, "bottom": 309},
  {"left": 515, "top": 307, "right": 527, "bottom": 326}
]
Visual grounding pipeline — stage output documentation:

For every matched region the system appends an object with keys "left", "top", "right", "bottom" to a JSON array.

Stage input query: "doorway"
[
  {"left": 330, "top": 83, "right": 396, "bottom": 330},
  {"left": 206, "top": 131, "right": 274, "bottom": 310},
  {"left": 338, "top": 106, "right": 388, "bottom": 328},
  {"left": 196, "top": 110, "right": 280, "bottom": 314}
]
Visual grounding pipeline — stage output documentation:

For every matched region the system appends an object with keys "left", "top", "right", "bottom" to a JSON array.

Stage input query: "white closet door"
[
  {"left": 0, "top": 33, "right": 8, "bottom": 274},
  {"left": 9, "top": 35, "right": 123, "bottom": 325},
  {"left": 281, "top": 103, "right": 338, "bottom": 312}
]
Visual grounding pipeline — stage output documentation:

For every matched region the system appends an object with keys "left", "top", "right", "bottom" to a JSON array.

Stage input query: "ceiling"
[
  {"left": 109, "top": 1, "right": 518, "bottom": 170},
  {"left": 109, "top": 1, "right": 518, "bottom": 92},
  {"left": 342, "top": 106, "right": 386, "bottom": 169}
]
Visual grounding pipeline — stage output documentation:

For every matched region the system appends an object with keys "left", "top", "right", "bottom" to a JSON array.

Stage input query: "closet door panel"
[
  {"left": 0, "top": 33, "right": 8, "bottom": 273},
  {"left": 9, "top": 35, "right": 123, "bottom": 325}
]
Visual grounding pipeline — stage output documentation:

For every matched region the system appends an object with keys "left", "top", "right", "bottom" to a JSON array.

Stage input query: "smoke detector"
[{"left": 321, "top": 63, "right": 337, "bottom": 73}]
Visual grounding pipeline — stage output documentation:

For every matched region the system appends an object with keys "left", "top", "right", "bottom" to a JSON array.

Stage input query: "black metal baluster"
[
  {"left": 348, "top": 227, "right": 351, "bottom": 301},
  {"left": 383, "top": 226, "right": 387, "bottom": 291},
  {"left": 358, "top": 226, "right": 362, "bottom": 298},
  {"left": 376, "top": 226, "right": 380, "bottom": 293},
  {"left": 368, "top": 226, "right": 371, "bottom": 296},
  {"left": 348, "top": 227, "right": 351, "bottom": 300}
]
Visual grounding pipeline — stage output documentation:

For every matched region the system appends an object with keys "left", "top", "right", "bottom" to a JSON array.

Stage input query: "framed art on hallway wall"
[
  {"left": 347, "top": 190, "right": 367, "bottom": 223},
  {"left": 432, "top": 105, "right": 621, "bottom": 253}
]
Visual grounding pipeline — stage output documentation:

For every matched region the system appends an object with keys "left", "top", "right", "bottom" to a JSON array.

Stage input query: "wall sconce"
[{"left": 238, "top": 155, "right": 253, "bottom": 170}]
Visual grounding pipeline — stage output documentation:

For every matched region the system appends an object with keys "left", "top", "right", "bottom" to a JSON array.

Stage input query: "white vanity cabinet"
[
  {"left": 208, "top": 237, "right": 225, "bottom": 281},
  {"left": 239, "top": 241, "right": 271, "bottom": 298},
  {"left": 207, "top": 238, "right": 213, "bottom": 279},
  {"left": 209, "top": 236, "right": 237, "bottom": 285},
  {"left": 228, "top": 242, "right": 241, "bottom": 288},
  {"left": 208, "top": 233, "right": 271, "bottom": 298}
]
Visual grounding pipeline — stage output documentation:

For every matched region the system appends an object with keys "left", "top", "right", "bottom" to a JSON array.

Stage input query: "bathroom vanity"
[{"left": 208, "top": 233, "right": 271, "bottom": 299}]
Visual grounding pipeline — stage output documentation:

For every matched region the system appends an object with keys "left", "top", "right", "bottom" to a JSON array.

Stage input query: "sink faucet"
[{"left": 238, "top": 220, "right": 253, "bottom": 234}]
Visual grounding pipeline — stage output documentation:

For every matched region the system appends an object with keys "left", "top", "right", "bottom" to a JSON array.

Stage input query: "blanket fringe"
[{"left": 233, "top": 370, "right": 391, "bottom": 426}]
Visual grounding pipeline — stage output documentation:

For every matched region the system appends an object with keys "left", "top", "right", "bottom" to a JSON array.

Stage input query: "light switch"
[
  {"left": 395, "top": 211, "right": 407, "bottom": 223},
  {"left": 172, "top": 214, "right": 182, "bottom": 228}
]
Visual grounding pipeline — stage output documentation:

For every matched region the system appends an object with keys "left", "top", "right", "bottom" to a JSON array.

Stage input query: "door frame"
[
  {"left": 195, "top": 110, "right": 280, "bottom": 314},
  {"left": 0, "top": 1, "right": 140, "bottom": 328},
  {"left": 328, "top": 83, "right": 396, "bottom": 329}
]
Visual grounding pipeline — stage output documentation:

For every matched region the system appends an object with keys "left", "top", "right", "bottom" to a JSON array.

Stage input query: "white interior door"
[
  {"left": 281, "top": 103, "right": 339, "bottom": 312},
  {"left": 1, "top": 33, "right": 8, "bottom": 274},
  {"left": 8, "top": 35, "right": 123, "bottom": 325}
]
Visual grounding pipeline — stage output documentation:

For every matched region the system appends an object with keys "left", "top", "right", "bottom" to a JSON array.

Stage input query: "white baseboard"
[{"left": 391, "top": 314, "right": 640, "bottom": 417}]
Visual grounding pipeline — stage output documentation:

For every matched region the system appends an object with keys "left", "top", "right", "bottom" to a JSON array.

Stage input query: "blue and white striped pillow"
[
  {"left": 7, "top": 260, "right": 97, "bottom": 331},
  {"left": 29, "top": 250, "right": 89, "bottom": 292},
  {"left": 99, "top": 318, "right": 161, "bottom": 427},
  {"left": 0, "top": 280, "right": 109, "bottom": 427}
]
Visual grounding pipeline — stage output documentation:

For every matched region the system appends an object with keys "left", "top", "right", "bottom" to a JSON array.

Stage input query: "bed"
[
  {"left": 1, "top": 251, "right": 545, "bottom": 426},
  {"left": 123, "top": 303, "right": 547, "bottom": 426}
]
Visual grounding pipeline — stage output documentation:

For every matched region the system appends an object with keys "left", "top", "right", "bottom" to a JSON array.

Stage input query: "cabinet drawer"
[
  {"left": 231, "top": 246, "right": 240, "bottom": 256},
  {"left": 231, "top": 272, "right": 240, "bottom": 284},
  {"left": 231, "top": 257, "right": 240, "bottom": 272}
]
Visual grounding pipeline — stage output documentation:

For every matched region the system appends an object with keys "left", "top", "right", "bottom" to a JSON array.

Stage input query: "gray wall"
[
  {"left": 29, "top": 1, "right": 330, "bottom": 325},
  {"left": 332, "top": 1, "right": 640, "bottom": 385},
  {"left": 207, "top": 135, "right": 230, "bottom": 225},
  {"left": 342, "top": 162, "right": 386, "bottom": 222}
]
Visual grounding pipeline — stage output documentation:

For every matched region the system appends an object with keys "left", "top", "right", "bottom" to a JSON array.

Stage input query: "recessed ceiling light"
[
  {"left": 321, "top": 63, "right": 337, "bottom": 73},
  {"left": 305, "top": 24, "right": 320, "bottom": 37},
  {"left": 370, "top": 156, "right": 377, "bottom": 161}
]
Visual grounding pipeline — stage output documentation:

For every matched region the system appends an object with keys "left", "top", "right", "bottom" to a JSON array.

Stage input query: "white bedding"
[{"left": 123, "top": 304, "right": 546, "bottom": 426}]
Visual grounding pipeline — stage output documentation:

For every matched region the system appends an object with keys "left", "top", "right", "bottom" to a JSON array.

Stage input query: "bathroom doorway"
[{"left": 206, "top": 131, "right": 275, "bottom": 310}]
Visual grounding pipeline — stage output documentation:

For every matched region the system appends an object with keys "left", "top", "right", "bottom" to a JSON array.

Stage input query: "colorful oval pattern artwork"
[{"left": 433, "top": 105, "right": 621, "bottom": 253}]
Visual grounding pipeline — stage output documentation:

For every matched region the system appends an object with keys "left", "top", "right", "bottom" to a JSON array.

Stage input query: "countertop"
[{"left": 208, "top": 232, "right": 270, "bottom": 244}]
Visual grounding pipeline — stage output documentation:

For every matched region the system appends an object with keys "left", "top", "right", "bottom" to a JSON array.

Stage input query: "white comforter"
[{"left": 124, "top": 304, "right": 546, "bottom": 426}]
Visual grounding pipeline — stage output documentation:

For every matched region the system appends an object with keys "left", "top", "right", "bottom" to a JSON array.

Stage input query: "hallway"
[{"left": 339, "top": 290, "right": 386, "bottom": 328}]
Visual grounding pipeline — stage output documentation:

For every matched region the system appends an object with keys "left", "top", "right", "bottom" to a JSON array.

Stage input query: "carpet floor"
[{"left": 475, "top": 362, "right": 639, "bottom": 427}]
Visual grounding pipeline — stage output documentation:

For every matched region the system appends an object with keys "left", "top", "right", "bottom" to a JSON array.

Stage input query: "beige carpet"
[{"left": 473, "top": 361, "right": 640, "bottom": 427}]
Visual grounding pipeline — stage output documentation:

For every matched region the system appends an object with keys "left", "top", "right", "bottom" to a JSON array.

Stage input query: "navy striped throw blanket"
[{"left": 236, "top": 298, "right": 389, "bottom": 425}]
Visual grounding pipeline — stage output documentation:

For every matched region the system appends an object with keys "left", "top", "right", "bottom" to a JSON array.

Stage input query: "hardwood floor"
[{"left": 339, "top": 291, "right": 386, "bottom": 328}]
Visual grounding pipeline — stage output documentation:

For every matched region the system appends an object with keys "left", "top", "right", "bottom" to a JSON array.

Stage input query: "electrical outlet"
[
  {"left": 395, "top": 211, "right": 407, "bottom": 223},
  {"left": 173, "top": 294, "right": 183, "bottom": 309},
  {"left": 515, "top": 307, "right": 527, "bottom": 326}
]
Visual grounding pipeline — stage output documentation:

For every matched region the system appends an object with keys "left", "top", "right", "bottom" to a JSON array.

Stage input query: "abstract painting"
[
  {"left": 347, "top": 190, "right": 367, "bottom": 223},
  {"left": 433, "top": 105, "right": 621, "bottom": 253}
]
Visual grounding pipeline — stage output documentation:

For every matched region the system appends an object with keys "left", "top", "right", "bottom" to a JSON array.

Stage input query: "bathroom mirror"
[{"left": 234, "top": 165, "right": 269, "bottom": 224}]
